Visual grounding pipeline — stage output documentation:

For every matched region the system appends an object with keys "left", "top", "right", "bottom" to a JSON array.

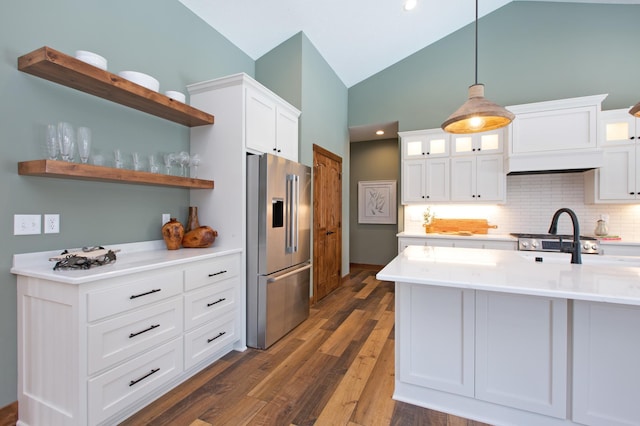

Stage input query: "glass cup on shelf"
[
  {"left": 57, "top": 122, "right": 74, "bottom": 162},
  {"left": 190, "top": 153, "right": 201, "bottom": 178},
  {"left": 77, "top": 127, "right": 91, "bottom": 164},
  {"left": 148, "top": 154, "right": 160, "bottom": 173},
  {"left": 176, "top": 151, "right": 190, "bottom": 177},
  {"left": 45, "top": 124, "right": 58, "bottom": 160},
  {"left": 163, "top": 152, "right": 175, "bottom": 175},
  {"left": 132, "top": 152, "right": 144, "bottom": 171},
  {"left": 114, "top": 148, "right": 124, "bottom": 169}
]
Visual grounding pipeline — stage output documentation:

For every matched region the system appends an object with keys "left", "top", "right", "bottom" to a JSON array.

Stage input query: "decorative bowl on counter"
[
  {"left": 117, "top": 70, "right": 160, "bottom": 92},
  {"left": 75, "top": 50, "right": 107, "bottom": 70}
]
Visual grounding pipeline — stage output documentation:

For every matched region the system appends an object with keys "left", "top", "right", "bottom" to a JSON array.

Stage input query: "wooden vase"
[
  {"left": 162, "top": 218, "right": 184, "bottom": 250},
  {"left": 185, "top": 206, "right": 200, "bottom": 232}
]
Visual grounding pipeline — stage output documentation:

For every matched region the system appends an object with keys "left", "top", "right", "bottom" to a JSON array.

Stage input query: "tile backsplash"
[{"left": 403, "top": 173, "right": 640, "bottom": 241}]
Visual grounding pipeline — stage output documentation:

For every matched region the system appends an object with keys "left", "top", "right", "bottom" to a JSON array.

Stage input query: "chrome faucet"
[{"left": 548, "top": 208, "right": 582, "bottom": 264}]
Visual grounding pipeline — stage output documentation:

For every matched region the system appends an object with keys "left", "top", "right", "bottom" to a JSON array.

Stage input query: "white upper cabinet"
[
  {"left": 450, "top": 154, "right": 505, "bottom": 202},
  {"left": 402, "top": 157, "right": 450, "bottom": 203},
  {"left": 451, "top": 128, "right": 504, "bottom": 156},
  {"left": 401, "top": 129, "right": 450, "bottom": 160},
  {"left": 245, "top": 84, "right": 300, "bottom": 162},
  {"left": 585, "top": 108, "right": 640, "bottom": 203}
]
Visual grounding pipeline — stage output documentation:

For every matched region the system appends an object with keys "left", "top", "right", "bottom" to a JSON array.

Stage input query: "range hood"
[{"left": 506, "top": 149, "right": 604, "bottom": 175}]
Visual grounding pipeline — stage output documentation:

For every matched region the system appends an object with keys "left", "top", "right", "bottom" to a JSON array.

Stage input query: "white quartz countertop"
[
  {"left": 377, "top": 245, "right": 640, "bottom": 306},
  {"left": 11, "top": 240, "right": 242, "bottom": 284}
]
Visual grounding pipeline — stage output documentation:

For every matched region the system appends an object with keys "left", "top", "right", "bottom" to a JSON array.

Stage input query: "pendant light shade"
[
  {"left": 630, "top": 102, "right": 640, "bottom": 118},
  {"left": 442, "top": 84, "right": 515, "bottom": 134},
  {"left": 441, "top": 0, "right": 514, "bottom": 134}
]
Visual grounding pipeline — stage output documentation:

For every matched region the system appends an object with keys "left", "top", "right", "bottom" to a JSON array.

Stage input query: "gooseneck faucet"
[{"left": 548, "top": 208, "right": 582, "bottom": 264}]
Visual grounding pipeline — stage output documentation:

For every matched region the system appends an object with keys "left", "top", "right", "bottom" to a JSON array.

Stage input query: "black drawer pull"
[
  {"left": 207, "top": 298, "right": 226, "bottom": 307},
  {"left": 129, "top": 368, "right": 160, "bottom": 387},
  {"left": 207, "top": 331, "right": 226, "bottom": 343},
  {"left": 130, "top": 288, "right": 161, "bottom": 299},
  {"left": 129, "top": 324, "right": 160, "bottom": 338},
  {"left": 208, "top": 270, "right": 227, "bottom": 277}
]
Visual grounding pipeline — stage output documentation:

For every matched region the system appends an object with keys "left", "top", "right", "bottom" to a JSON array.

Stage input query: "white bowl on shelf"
[
  {"left": 117, "top": 71, "right": 160, "bottom": 92},
  {"left": 164, "top": 90, "right": 186, "bottom": 103},
  {"left": 75, "top": 50, "right": 107, "bottom": 70}
]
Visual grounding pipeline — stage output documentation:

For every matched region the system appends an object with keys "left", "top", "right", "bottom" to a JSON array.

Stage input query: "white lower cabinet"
[
  {"left": 572, "top": 301, "right": 640, "bottom": 426},
  {"left": 475, "top": 292, "right": 568, "bottom": 418},
  {"left": 398, "top": 236, "right": 516, "bottom": 253},
  {"left": 15, "top": 250, "right": 241, "bottom": 426},
  {"left": 396, "top": 283, "right": 573, "bottom": 424}
]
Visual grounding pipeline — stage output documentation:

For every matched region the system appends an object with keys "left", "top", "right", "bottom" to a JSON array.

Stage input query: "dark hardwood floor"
[{"left": 121, "top": 266, "right": 490, "bottom": 426}]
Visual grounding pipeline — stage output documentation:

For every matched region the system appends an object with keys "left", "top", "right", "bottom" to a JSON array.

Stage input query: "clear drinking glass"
[
  {"left": 163, "top": 152, "right": 175, "bottom": 175},
  {"left": 190, "top": 153, "right": 201, "bottom": 178},
  {"left": 77, "top": 127, "right": 91, "bottom": 164},
  {"left": 177, "top": 151, "right": 190, "bottom": 177},
  {"left": 45, "top": 124, "right": 58, "bottom": 160},
  {"left": 114, "top": 149, "right": 124, "bottom": 169},
  {"left": 148, "top": 154, "right": 160, "bottom": 173},
  {"left": 132, "top": 152, "right": 143, "bottom": 171},
  {"left": 57, "top": 122, "right": 74, "bottom": 162}
]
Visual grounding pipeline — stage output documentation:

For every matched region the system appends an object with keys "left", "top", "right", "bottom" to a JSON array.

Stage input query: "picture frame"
[{"left": 358, "top": 180, "right": 397, "bottom": 224}]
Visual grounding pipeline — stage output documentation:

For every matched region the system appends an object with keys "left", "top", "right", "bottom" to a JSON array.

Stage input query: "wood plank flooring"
[{"left": 121, "top": 266, "right": 490, "bottom": 426}]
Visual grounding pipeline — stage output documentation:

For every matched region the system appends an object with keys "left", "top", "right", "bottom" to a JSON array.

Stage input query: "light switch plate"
[{"left": 14, "top": 214, "right": 41, "bottom": 235}]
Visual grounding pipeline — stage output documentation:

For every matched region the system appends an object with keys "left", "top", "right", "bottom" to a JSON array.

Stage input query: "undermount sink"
[{"left": 517, "top": 252, "right": 640, "bottom": 267}]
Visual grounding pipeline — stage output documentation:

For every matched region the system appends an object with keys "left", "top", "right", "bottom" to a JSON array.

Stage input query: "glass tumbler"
[
  {"left": 45, "top": 124, "right": 58, "bottom": 160},
  {"left": 77, "top": 127, "right": 92, "bottom": 164},
  {"left": 57, "top": 122, "right": 74, "bottom": 162}
]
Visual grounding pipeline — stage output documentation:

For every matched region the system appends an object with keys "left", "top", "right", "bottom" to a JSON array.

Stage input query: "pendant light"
[
  {"left": 441, "top": 0, "right": 514, "bottom": 134},
  {"left": 629, "top": 102, "right": 640, "bottom": 118}
]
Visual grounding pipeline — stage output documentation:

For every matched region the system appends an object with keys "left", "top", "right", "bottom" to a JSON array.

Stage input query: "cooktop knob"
[
  {"left": 531, "top": 241, "right": 538, "bottom": 248},
  {"left": 521, "top": 242, "right": 528, "bottom": 248}
]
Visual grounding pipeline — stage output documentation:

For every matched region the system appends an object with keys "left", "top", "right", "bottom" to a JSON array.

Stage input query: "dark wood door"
[{"left": 313, "top": 144, "right": 342, "bottom": 303}]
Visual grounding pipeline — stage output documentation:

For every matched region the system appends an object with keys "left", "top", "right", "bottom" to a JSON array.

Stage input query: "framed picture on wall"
[{"left": 358, "top": 180, "right": 397, "bottom": 224}]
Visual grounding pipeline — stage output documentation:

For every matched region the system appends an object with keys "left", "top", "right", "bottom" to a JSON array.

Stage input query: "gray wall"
[
  {"left": 350, "top": 139, "right": 400, "bottom": 266},
  {"left": 0, "top": 0, "right": 254, "bottom": 408},
  {"left": 349, "top": 2, "right": 640, "bottom": 131}
]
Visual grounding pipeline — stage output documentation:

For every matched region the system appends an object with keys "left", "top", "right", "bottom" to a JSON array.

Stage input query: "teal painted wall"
[
  {"left": 348, "top": 2, "right": 640, "bottom": 131},
  {"left": 256, "top": 33, "right": 303, "bottom": 110},
  {"left": 0, "top": 0, "right": 253, "bottom": 407},
  {"left": 350, "top": 139, "right": 400, "bottom": 265}
]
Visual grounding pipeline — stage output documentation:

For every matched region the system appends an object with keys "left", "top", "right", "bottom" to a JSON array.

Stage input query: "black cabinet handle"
[
  {"left": 477, "top": 194, "right": 481, "bottom": 198},
  {"left": 207, "top": 298, "right": 226, "bottom": 307},
  {"left": 630, "top": 192, "right": 635, "bottom": 195},
  {"left": 129, "top": 324, "right": 160, "bottom": 338},
  {"left": 273, "top": 147, "right": 277, "bottom": 151},
  {"left": 207, "top": 331, "right": 226, "bottom": 343},
  {"left": 130, "top": 288, "right": 161, "bottom": 299},
  {"left": 426, "top": 152, "right": 430, "bottom": 155},
  {"left": 426, "top": 195, "right": 430, "bottom": 199},
  {"left": 208, "top": 270, "right": 227, "bottom": 277},
  {"left": 129, "top": 368, "right": 160, "bottom": 387},
  {"left": 631, "top": 136, "right": 635, "bottom": 140},
  {"left": 472, "top": 195, "right": 476, "bottom": 198}
]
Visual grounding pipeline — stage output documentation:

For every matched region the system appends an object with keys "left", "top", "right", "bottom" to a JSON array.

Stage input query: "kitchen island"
[{"left": 377, "top": 245, "right": 640, "bottom": 426}]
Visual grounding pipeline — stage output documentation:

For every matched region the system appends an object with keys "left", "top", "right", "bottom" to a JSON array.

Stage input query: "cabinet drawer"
[
  {"left": 88, "top": 298, "right": 183, "bottom": 374},
  {"left": 184, "top": 255, "right": 239, "bottom": 292},
  {"left": 184, "top": 278, "right": 237, "bottom": 331},
  {"left": 88, "top": 337, "right": 183, "bottom": 426},
  {"left": 87, "top": 268, "right": 182, "bottom": 321},
  {"left": 184, "top": 313, "right": 236, "bottom": 371}
]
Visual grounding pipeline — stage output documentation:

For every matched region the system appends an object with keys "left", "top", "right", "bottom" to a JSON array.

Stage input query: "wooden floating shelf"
[
  {"left": 18, "top": 46, "right": 214, "bottom": 127},
  {"left": 18, "top": 160, "right": 214, "bottom": 190}
]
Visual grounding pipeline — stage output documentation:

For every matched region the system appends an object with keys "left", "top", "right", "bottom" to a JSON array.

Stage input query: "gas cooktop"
[{"left": 510, "top": 233, "right": 600, "bottom": 254}]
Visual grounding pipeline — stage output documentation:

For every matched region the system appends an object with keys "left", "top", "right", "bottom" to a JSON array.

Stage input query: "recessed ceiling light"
[
  {"left": 403, "top": 0, "right": 417, "bottom": 11},
  {"left": 376, "top": 130, "right": 385, "bottom": 135}
]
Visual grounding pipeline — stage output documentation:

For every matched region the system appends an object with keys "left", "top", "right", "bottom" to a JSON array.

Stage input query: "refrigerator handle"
[
  {"left": 286, "top": 174, "right": 294, "bottom": 253},
  {"left": 266, "top": 263, "right": 312, "bottom": 282},
  {"left": 293, "top": 174, "right": 299, "bottom": 253}
]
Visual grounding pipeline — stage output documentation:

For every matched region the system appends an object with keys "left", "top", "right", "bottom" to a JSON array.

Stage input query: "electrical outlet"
[
  {"left": 162, "top": 213, "right": 170, "bottom": 226},
  {"left": 14, "top": 214, "right": 41, "bottom": 235},
  {"left": 44, "top": 214, "right": 60, "bottom": 234}
]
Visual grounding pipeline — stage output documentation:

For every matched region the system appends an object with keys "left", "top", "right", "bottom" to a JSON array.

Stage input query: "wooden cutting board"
[{"left": 425, "top": 218, "right": 498, "bottom": 235}]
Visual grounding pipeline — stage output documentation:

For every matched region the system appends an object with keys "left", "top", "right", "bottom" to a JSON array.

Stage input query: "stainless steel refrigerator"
[{"left": 247, "top": 153, "right": 312, "bottom": 349}]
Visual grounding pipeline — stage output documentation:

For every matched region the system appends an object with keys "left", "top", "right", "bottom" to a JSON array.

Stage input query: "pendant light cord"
[{"left": 474, "top": 0, "right": 478, "bottom": 85}]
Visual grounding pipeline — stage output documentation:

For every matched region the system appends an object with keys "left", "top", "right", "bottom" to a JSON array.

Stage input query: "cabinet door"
[
  {"left": 598, "top": 145, "right": 636, "bottom": 201},
  {"left": 601, "top": 109, "right": 637, "bottom": 146},
  {"left": 397, "top": 283, "right": 475, "bottom": 397},
  {"left": 401, "top": 130, "right": 449, "bottom": 159},
  {"left": 245, "top": 87, "right": 277, "bottom": 154},
  {"left": 573, "top": 301, "right": 640, "bottom": 426},
  {"left": 475, "top": 292, "right": 567, "bottom": 418},
  {"left": 475, "top": 154, "right": 505, "bottom": 202},
  {"left": 402, "top": 159, "right": 427, "bottom": 203},
  {"left": 276, "top": 107, "right": 299, "bottom": 161},
  {"left": 451, "top": 129, "right": 503, "bottom": 156},
  {"left": 450, "top": 157, "right": 475, "bottom": 201},
  {"left": 425, "top": 158, "right": 450, "bottom": 201}
]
